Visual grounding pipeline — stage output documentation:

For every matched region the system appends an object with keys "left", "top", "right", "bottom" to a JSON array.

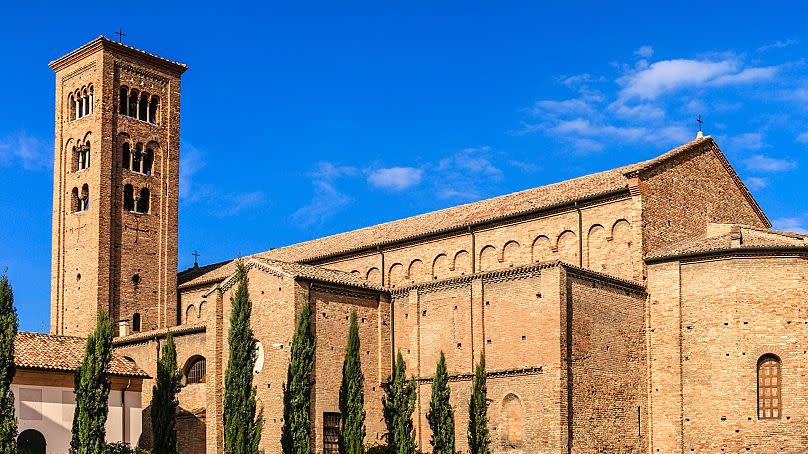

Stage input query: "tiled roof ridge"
[
  {"left": 112, "top": 323, "right": 206, "bottom": 346},
  {"left": 49, "top": 35, "right": 188, "bottom": 73}
]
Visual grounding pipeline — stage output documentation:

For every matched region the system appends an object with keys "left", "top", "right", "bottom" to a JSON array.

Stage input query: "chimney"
[{"left": 118, "top": 320, "right": 130, "bottom": 337}]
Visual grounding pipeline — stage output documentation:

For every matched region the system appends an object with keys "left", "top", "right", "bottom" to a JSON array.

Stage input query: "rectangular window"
[{"left": 323, "top": 412, "right": 340, "bottom": 454}]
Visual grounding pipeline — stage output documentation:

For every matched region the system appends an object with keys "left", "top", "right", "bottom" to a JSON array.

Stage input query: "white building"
[{"left": 12, "top": 332, "right": 147, "bottom": 454}]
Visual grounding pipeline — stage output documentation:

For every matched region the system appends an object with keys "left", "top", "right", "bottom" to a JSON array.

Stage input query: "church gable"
[{"left": 631, "top": 137, "right": 770, "bottom": 255}]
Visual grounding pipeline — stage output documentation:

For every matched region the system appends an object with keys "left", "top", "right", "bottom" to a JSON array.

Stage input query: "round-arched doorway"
[{"left": 17, "top": 429, "right": 46, "bottom": 454}]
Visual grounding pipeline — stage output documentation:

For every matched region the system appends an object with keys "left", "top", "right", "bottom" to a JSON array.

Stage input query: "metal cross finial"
[
  {"left": 116, "top": 28, "right": 126, "bottom": 43},
  {"left": 193, "top": 251, "right": 200, "bottom": 268},
  {"left": 696, "top": 114, "right": 704, "bottom": 132}
]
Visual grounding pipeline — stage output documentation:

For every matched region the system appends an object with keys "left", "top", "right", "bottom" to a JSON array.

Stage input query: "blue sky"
[{"left": 1, "top": 1, "right": 806, "bottom": 331}]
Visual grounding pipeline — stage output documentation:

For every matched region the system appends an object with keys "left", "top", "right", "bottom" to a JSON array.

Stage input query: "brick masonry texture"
[{"left": 47, "top": 37, "right": 808, "bottom": 454}]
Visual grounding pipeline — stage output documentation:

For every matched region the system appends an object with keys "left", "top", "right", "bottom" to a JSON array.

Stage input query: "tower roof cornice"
[{"left": 49, "top": 35, "right": 188, "bottom": 76}]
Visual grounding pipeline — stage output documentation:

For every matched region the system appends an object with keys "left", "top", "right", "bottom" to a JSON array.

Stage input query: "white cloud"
[
  {"left": 744, "top": 176, "right": 768, "bottom": 190},
  {"left": 617, "top": 58, "right": 778, "bottom": 101},
  {"left": 529, "top": 98, "right": 596, "bottom": 117},
  {"left": 634, "top": 45, "right": 654, "bottom": 58},
  {"left": 221, "top": 192, "right": 265, "bottom": 217},
  {"left": 433, "top": 146, "right": 503, "bottom": 200},
  {"left": 758, "top": 39, "right": 799, "bottom": 52},
  {"left": 180, "top": 142, "right": 206, "bottom": 200},
  {"left": 367, "top": 167, "right": 423, "bottom": 191},
  {"left": 0, "top": 131, "right": 51, "bottom": 170},
  {"left": 291, "top": 161, "right": 358, "bottom": 226},
  {"left": 743, "top": 154, "right": 797, "bottom": 172},
  {"left": 727, "top": 133, "right": 766, "bottom": 151},
  {"left": 292, "top": 180, "right": 351, "bottom": 227},
  {"left": 771, "top": 217, "right": 807, "bottom": 234},
  {"left": 796, "top": 131, "right": 808, "bottom": 143}
]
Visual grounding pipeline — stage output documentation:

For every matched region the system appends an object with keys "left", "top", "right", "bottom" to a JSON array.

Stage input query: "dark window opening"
[
  {"left": 132, "top": 143, "right": 143, "bottom": 173},
  {"left": 143, "top": 149, "right": 154, "bottom": 175},
  {"left": 123, "top": 184, "right": 134, "bottom": 211},
  {"left": 149, "top": 96, "right": 159, "bottom": 124},
  {"left": 323, "top": 412, "right": 340, "bottom": 454},
  {"left": 122, "top": 143, "right": 131, "bottom": 170},
  {"left": 128, "top": 89, "right": 139, "bottom": 119},
  {"left": 120, "top": 86, "right": 128, "bottom": 115},
  {"left": 79, "top": 184, "right": 89, "bottom": 211},
  {"left": 136, "top": 188, "right": 150, "bottom": 214},
  {"left": 132, "top": 313, "right": 141, "bottom": 332},
  {"left": 138, "top": 93, "right": 148, "bottom": 121}
]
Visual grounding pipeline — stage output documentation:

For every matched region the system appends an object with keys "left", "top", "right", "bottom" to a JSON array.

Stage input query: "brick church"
[{"left": 45, "top": 36, "right": 807, "bottom": 453}]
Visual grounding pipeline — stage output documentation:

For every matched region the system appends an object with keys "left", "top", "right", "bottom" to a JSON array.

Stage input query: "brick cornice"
[{"left": 645, "top": 245, "right": 808, "bottom": 265}]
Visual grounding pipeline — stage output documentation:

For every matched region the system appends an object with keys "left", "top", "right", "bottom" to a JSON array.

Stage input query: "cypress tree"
[
  {"left": 151, "top": 333, "right": 183, "bottom": 454},
  {"left": 467, "top": 354, "right": 490, "bottom": 454},
  {"left": 338, "top": 311, "right": 365, "bottom": 454},
  {"left": 281, "top": 300, "right": 316, "bottom": 454},
  {"left": 70, "top": 311, "right": 114, "bottom": 454},
  {"left": 223, "top": 262, "right": 264, "bottom": 454},
  {"left": 426, "top": 352, "right": 455, "bottom": 454},
  {"left": 382, "top": 351, "right": 416, "bottom": 454},
  {"left": 0, "top": 273, "right": 18, "bottom": 454}
]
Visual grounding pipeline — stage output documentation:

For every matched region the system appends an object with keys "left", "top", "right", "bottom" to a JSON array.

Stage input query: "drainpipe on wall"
[{"left": 575, "top": 201, "right": 583, "bottom": 267}]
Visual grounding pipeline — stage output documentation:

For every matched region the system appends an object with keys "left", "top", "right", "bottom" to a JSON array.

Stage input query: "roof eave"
[
  {"left": 49, "top": 36, "right": 188, "bottom": 76},
  {"left": 645, "top": 245, "right": 808, "bottom": 264}
]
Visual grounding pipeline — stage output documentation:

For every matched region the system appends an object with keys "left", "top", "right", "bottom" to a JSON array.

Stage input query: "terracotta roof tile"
[
  {"left": 14, "top": 331, "right": 149, "bottom": 378},
  {"left": 179, "top": 137, "right": 716, "bottom": 288},
  {"left": 647, "top": 224, "right": 807, "bottom": 261}
]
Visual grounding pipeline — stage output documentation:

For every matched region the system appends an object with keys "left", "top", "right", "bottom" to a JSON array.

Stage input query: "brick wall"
[
  {"left": 638, "top": 142, "right": 767, "bottom": 256},
  {"left": 566, "top": 272, "right": 647, "bottom": 453},
  {"left": 647, "top": 254, "right": 808, "bottom": 453}
]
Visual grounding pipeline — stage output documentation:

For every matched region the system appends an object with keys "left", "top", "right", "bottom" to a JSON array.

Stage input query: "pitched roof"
[
  {"left": 49, "top": 36, "right": 188, "bottom": 75},
  {"left": 179, "top": 135, "right": 759, "bottom": 288},
  {"left": 214, "top": 257, "right": 384, "bottom": 295},
  {"left": 14, "top": 331, "right": 149, "bottom": 378},
  {"left": 646, "top": 224, "right": 807, "bottom": 262}
]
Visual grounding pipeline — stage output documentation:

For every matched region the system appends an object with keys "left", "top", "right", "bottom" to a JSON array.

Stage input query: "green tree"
[
  {"left": 151, "top": 333, "right": 183, "bottom": 454},
  {"left": 281, "top": 300, "right": 316, "bottom": 454},
  {"left": 426, "top": 352, "right": 455, "bottom": 454},
  {"left": 0, "top": 273, "right": 18, "bottom": 454},
  {"left": 223, "top": 262, "right": 264, "bottom": 454},
  {"left": 467, "top": 354, "right": 490, "bottom": 454},
  {"left": 338, "top": 312, "right": 365, "bottom": 454},
  {"left": 382, "top": 351, "right": 416, "bottom": 454},
  {"left": 70, "top": 311, "right": 114, "bottom": 454}
]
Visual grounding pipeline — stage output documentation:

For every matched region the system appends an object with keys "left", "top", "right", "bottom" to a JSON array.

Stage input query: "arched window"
[
  {"left": 71, "top": 187, "right": 80, "bottom": 213},
  {"left": 132, "top": 143, "right": 143, "bottom": 173},
  {"left": 122, "top": 143, "right": 131, "bottom": 170},
  {"left": 79, "top": 184, "right": 89, "bottom": 212},
  {"left": 185, "top": 356, "right": 207, "bottom": 384},
  {"left": 120, "top": 86, "right": 129, "bottom": 115},
  {"left": 68, "top": 93, "right": 76, "bottom": 120},
  {"left": 758, "top": 355, "right": 782, "bottom": 419},
  {"left": 76, "top": 142, "right": 90, "bottom": 171},
  {"left": 186, "top": 305, "right": 196, "bottom": 322},
  {"left": 149, "top": 96, "right": 159, "bottom": 124},
  {"left": 198, "top": 301, "right": 206, "bottom": 318},
  {"left": 76, "top": 89, "right": 84, "bottom": 118},
  {"left": 17, "top": 428, "right": 46, "bottom": 454},
  {"left": 502, "top": 394, "right": 524, "bottom": 448},
  {"left": 131, "top": 313, "right": 141, "bottom": 332},
  {"left": 136, "top": 188, "right": 150, "bottom": 214},
  {"left": 87, "top": 85, "right": 93, "bottom": 115},
  {"left": 123, "top": 185, "right": 135, "bottom": 211},
  {"left": 143, "top": 148, "right": 154, "bottom": 175},
  {"left": 128, "top": 89, "right": 139, "bottom": 118},
  {"left": 139, "top": 93, "right": 149, "bottom": 121}
]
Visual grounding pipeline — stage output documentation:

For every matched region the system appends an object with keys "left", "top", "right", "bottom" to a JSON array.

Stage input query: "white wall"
[{"left": 11, "top": 383, "right": 142, "bottom": 454}]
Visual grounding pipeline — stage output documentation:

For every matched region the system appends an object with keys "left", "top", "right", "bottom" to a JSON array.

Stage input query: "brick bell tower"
[{"left": 49, "top": 36, "right": 187, "bottom": 336}]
